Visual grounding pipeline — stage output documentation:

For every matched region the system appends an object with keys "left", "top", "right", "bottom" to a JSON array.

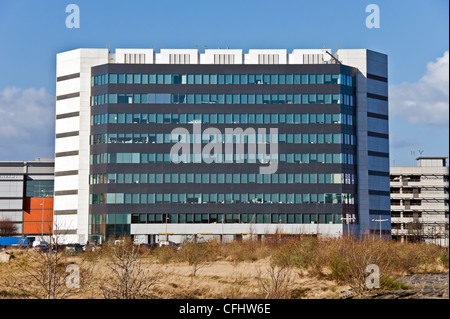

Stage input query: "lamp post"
[
  {"left": 372, "top": 215, "right": 389, "bottom": 239},
  {"left": 165, "top": 214, "right": 170, "bottom": 241},
  {"left": 341, "top": 215, "right": 356, "bottom": 236},
  {"left": 40, "top": 190, "right": 45, "bottom": 239},
  {"left": 221, "top": 214, "right": 224, "bottom": 243}
]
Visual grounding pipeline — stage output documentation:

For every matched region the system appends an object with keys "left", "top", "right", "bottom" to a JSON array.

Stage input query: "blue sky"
[{"left": 0, "top": 0, "right": 448, "bottom": 165}]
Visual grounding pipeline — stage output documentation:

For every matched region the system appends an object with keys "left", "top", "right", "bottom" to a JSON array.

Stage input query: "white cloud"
[
  {"left": 389, "top": 51, "right": 449, "bottom": 126},
  {"left": 0, "top": 86, "right": 55, "bottom": 160}
]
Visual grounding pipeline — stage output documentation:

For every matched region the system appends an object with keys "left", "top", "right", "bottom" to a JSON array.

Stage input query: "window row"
[
  {"left": 91, "top": 93, "right": 354, "bottom": 106},
  {"left": 131, "top": 213, "right": 343, "bottom": 224},
  {"left": 92, "top": 73, "right": 353, "bottom": 87},
  {"left": 91, "top": 152, "right": 356, "bottom": 165},
  {"left": 91, "top": 132, "right": 355, "bottom": 146},
  {"left": 90, "top": 192, "right": 356, "bottom": 205},
  {"left": 90, "top": 212, "right": 348, "bottom": 226},
  {"left": 90, "top": 172, "right": 355, "bottom": 185},
  {"left": 92, "top": 112, "right": 354, "bottom": 126}
]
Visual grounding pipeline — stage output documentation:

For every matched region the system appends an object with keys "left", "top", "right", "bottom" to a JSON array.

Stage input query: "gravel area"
[{"left": 361, "top": 273, "right": 449, "bottom": 299}]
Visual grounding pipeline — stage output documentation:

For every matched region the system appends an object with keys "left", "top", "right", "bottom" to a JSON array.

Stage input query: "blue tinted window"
[{"left": 109, "top": 74, "right": 117, "bottom": 84}]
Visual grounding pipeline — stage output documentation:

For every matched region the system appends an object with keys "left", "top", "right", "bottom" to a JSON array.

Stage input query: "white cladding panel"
[
  {"left": 53, "top": 175, "right": 78, "bottom": 192},
  {"left": 55, "top": 117, "right": 79, "bottom": 135},
  {"left": 0, "top": 180, "right": 24, "bottom": 198},
  {"left": 156, "top": 49, "right": 199, "bottom": 64},
  {"left": 0, "top": 211, "right": 23, "bottom": 222},
  {"left": 56, "top": 97, "right": 81, "bottom": 115},
  {"left": 245, "top": 49, "right": 287, "bottom": 64},
  {"left": 200, "top": 49, "right": 243, "bottom": 64},
  {"left": 55, "top": 136, "right": 79, "bottom": 153},
  {"left": 0, "top": 199, "right": 23, "bottom": 210},
  {"left": 115, "top": 49, "right": 154, "bottom": 64}
]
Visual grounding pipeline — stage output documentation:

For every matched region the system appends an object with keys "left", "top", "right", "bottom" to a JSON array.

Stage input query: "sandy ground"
[
  {"left": 1, "top": 244, "right": 447, "bottom": 299},
  {"left": 0, "top": 250, "right": 348, "bottom": 299}
]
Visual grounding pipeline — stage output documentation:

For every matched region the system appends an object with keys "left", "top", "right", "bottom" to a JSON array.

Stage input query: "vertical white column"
[{"left": 55, "top": 49, "right": 109, "bottom": 244}]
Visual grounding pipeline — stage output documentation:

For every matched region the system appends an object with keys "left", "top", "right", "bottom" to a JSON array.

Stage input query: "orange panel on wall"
[
  {"left": 23, "top": 221, "right": 53, "bottom": 235},
  {"left": 23, "top": 198, "right": 54, "bottom": 210},
  {"left": 23, "top": 197, "right": 54, "bottom": 235},
  {"left": 23, "top": 210, "right": 54, "bottom": 222}
]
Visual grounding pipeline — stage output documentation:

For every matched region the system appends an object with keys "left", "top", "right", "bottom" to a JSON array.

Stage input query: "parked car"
[
  {"left": 65, "top": 243, "right": 84, "bottom": 254},
  {"left": 158, "top": 241, "right": 180, "bottom": 250},
  {"left": 32, "top": 241, "right": 48, "bottom": 248},
  {"left": 34, "top": 244, "right": 52, "bottom": 253},
  {"left": 83, "top": 244, "right": 100, "bottom": 252},
  {"left": 139, "top": 243, "right": 157, "bottom": 251},
  {"left": 52, "top": 244, "right": 67, "bottom": 251}
]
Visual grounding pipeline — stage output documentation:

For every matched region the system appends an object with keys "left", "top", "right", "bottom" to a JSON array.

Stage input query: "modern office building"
[
  {"left": 391, "top": 157, "right": 449, "bottom": 247},
  {"left": 54, "top": 48, "right": 390, "bottom": 244},
  {"left": 0, "top": 158, "right": 54, "bottom": 239}
]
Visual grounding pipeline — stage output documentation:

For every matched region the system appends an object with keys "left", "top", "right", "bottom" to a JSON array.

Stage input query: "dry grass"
[{"left": 0, "top": 237, "right": 447, "bottom": 299}]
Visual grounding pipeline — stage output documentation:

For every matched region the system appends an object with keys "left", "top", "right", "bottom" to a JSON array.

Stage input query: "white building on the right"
[{"left": 390, "top": 157, "right": 449, "bottom": 247}]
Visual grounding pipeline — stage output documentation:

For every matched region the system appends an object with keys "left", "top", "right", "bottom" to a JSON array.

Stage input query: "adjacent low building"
[
  {"left": 0, "top": 158, "right": 54, "bottom": 240},
  {"left": 390, "top": 157, "right": 449, "bottom": 247}
]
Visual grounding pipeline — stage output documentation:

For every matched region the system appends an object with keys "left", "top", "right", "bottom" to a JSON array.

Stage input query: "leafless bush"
[
  {"left": 322, "top": 236, "right": 396, "bottom": 293},
  {"left": 391, "top": 241, "right": 448, "bottom": 273},
  {"left": 151, "top": 245, "right": 179, "bottom": 264},
  {"left": 271, "top": 236, "right": 319, "bottom": 271},
  {"left": 100, "top": 237, "right": 161, "bottom": 299},
  {"left": 178, "top": 242, "right": 214, "bottom": 280},
  {"left": 5, "top": 239, "right": 92, "bottom": 299},
  {"left": 218, "top": 239, "right": 270, "bottom": 263},
  {"left": 256, "top": 264, "right": 294, "bottom": 299},
  {"left": 0, "top": 218, "right": 18, "bottom": 237}
]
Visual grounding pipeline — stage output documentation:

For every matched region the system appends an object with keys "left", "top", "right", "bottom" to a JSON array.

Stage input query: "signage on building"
[
  {"left": 0, "top": 175, "right": 23, "bottom": 180},
  {"left": 422, "top": 176, "right": 444, "bottom": 180}
]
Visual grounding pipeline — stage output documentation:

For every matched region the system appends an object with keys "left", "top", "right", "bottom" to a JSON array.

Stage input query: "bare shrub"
[
  {"left": 271, "top": 236, "right": 319, "bottom": 270},
  {"left": 0, "top": 218, "right": 18, "bottom": 237},
  {"left": 178, "top": 242, "right": 215, "bottom": 279},
  {"left": 440, "top": 252, "right": 449, "bottom": 269},
  {"left": 391, "top": 241, "right": 448, "bottom": 273},
  {"left": 320, "top": 237, "right": 396, "bottom": 293},
  {"left": 100, "top": 237, "right": 161, "bottom": 299},
  {"left": 5, "top": 241, "right": 92, "bottom": 299},
  {"left": 151, "top": 246, "right": 179, "bottom": 264},
  {"left": 256, "top": 264, "right": 294, "bottom": 299},
  {"left": 219, "top": 239, "right": 270, "bottom": 262}
]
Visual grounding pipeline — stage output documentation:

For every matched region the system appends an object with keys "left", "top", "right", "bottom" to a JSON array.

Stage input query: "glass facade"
[
  {"left": 90, "top": 152, "right": 355, "bottom": 165},
  {"left": 90, "top": 172, "right": 355, "bottom": 185},
  {"left": 91, "top": 192, "right": 355, "bottom": 205},
  {"left": 92, "top": 112, "right": 354, "bottom": 125},
  {"left": 89, "top": 64, "right": 357, "bottom": 240},
  {"left": 25, "top": 180, "right": 54, "bottom": 198},
  {"left": 91, "top": 92, "right": 354, "bottom": 106},
  {"left": 93, "top": 73, "right": 353, "bottom": 86},
  {"left": 91, "top": 132, "right": 355, "bottom": 146}
]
